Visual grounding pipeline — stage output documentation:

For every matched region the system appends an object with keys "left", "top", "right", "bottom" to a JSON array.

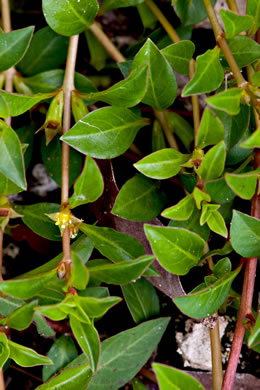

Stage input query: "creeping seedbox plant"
[{"left": 0, "top": 0, "right": 259, "bottom": 389}]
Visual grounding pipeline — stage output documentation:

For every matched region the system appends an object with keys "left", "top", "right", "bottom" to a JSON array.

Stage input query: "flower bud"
[{"left": 71, "top": 91, "right": 88, "bottom": 122}]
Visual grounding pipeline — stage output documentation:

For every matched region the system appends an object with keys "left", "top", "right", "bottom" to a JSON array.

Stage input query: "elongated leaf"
[
  {"left": 81, "top": 65, "right": 148, "bottom": 107},
  {"left": 80, "top": 223, "right": 145, "bottom": 262},
  {"left": 72, "top": 295, "right": 121, "bottom": 319},
  {"left": 162, "top": 194, "right": 194, "bottom": 221},
  {"left": 0, "top": 269, "right": 57, "bottom": 299},
  {"left": 0, "top": 90, "right": 53, "bottom": 118},
  {"left": 122, "top": 278, "right": 160, "bottom": 324},
  {"left": 33, "top": 312, "right": 55, "bottom": 338},
  {"left": 61, "top": 107, "right": 148, "bottom": 159},
  {"left": 225, "top": 171, "right": 259, "bottom": 200},
  {"left": 174, "top": 0, "right": 216, "bottom": 27},
  {"left": 152, "top": 120, "right": 166, "bottom": 151},
  {"left": 192, "top": 187, "right": 211, "bottom": 209},
  {"left": 0, "top": 296, "right": 25, "bottom": 316},
  {"left": 197, "top": 107, "right": 225, "bottom": 149},
  {"left": 69, "top": 252, "right": 89, "bottom": 290},
  {"left": 144, "top": 225, "right": 205, "bottom": 275},
  {"left": 0, "top": 26, "right": 34, "bottom": 72},
  {"left": 3, "top": 300, "right": 38, "bottom": 331},
  {"left": 153, "top": 363, "right": 205, "bottom": 390},
  {"left": 8, "top": 340, "right": 52, "bottom": 367},
  {"left": 241, "top": 128, "right": 260, "bottom": 148},
  {"left": 221, "top": 36, "right": 260, "bottom": 68},
  {"left": 248, "top": 314, "right": 260, "bottom": 348},
  {"left": 206, "top": 89, "right": 243, "bottom": 115},
  {"left": 38, "top": 363, "right": 92, "bottom": 389},
  {"left": 69, "top": 156, "right": 103, "bottom": 209},
  {"left": 230, "top": 210, "right": 260, "bottom": 257},
  {"left": 100, "top": 0, "right": 144, "bottom": 13},
  {"left": 88, "top": 255, "right": 154, "bottom": 285},
  {"left": 198, "top": 141, "right": 226, "bottom": 182},
  {"left": 15, "top": 203, "right": 61, "bottom": 241},
  {"left": 70, "top": 315, "right": 100, "bottom": 372},
  {"left": 88, "top": 317, "right": 170, "bottom": 390},
  {"left": 17, "top": 26, "right": 69, "bottom": 76},
  {"left": 85, "top": 29, "right": 108, "bottom": 71},
  {"left": 174, "top": 267, "right": 240, "bottom": 318},
  {"left": 161, "top": 41, "right": 195, "bottom": 75},
  {"left": 112, "top": 174, "right": 166, "bottom": 221},
  {"left": 42, "top": 0, "right": 99, "bottom": 36},
  {"left": 0, "top": 121, "right": 26, "bottom": 190},
  {"left": 213, "top": 257, "right": 232, "bottom": 278},
  {"left": 0, "top": 333, "right": 10, "bottom": 369},
  {"left": 164, "top": 111, "right": 194, "bottom": 151},
  {"left": 131, "top": 39, "right": 177, "bottom": 110},
  {"left": 43, "top": 335, "right": 78, "bottom": 382},
  {"left": 247, "top": 0, "right": 260, "bottom": 35},
  {"left": 182, "top": 47, "right": 224, "bottom": 96},
  {"left": 134, "top": 148, "right": 190, "bottom": 179},
  {"left": 220, "top": 10, "right": 253, "bottom": 39},
  {"left": 206, "top": 210, "right": 228, "bottom": 238}
]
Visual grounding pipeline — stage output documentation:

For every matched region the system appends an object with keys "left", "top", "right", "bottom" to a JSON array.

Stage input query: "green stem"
[
  {"left": 189, "top": 60, "right": 200, "bottom": 145},
  {"left": 226, "top": 0, "right": 239, "bottom": 13},
  {"left": 61, "top": 34, "right": 79, "bottom": 281},
  {"left": 209, "top": 318, "right": 223, "bottom": 390},
  {"left": 153, "top": 110, "right": 179, "bottom": 149}
]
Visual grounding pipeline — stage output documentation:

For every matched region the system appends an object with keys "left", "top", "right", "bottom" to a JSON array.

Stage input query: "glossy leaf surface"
[
  {"left": 198, "top": 141, "right": 226, "bottom": 182},
  {"left": 220, "top": 10, "right": 253, "bottom": 39},
  {"left": 131, "top": 39, "right": 177, "bottom": 110},
  {"left": 42, "top": 0, "right": 99, "bottom": 36},
  {"left": 206, "top": 89, "right": 243, "bottom": 115},
  {"left": 61, "top": 107, "right": 147, "bottom": 159},
  {"left": 241, "top": 128, "right": 260, "bottom": 148},
  {"left": 161, "top": 194, "right": 194, "bottom": 221},
  {"left": 134, "top": 149, "right": 190, "bottom": 179},
  {"left": 69, "top": 155, "right": 104, "bottom": 208},
  {"left": 174, "top": 0, "right": 216, "bottom": 26},
  {"left": 197, "top": 107, "right": 225, "bottom": 149},
  {"left": 174, "top": 267, "right": 240, "bottom": 318},
  {"left": 8, "top": 340, "right": 52, "bottom": 367},
  {"left": 221, "top": 36, "right": 260, "bottom": 68},
  {"left": 230, "top": 210, "right": 260, "bottom": 257},
  {"left": 3, "top": 300, "right": 38, "bottom": 331},
  {"left": 182, "top": 47, "right": 224, "bottom": 96},
  {"left": 0, "top": 26, "right": 34, "bottom": 72},
  {"left": 112, "top": 174, "right": 166, "bottom": 221},
  {"left": 225, "top": 171, "right": 258, "bottom": 200},
  {"left": 144, "top": 225, "right": 205, "bottom": 275},
  {"left": 161, "top": 41, "right": 195, "bottom": 75}
]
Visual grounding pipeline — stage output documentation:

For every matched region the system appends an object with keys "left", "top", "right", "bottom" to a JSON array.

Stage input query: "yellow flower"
[{"left": 46, "top": 208, "right": 82, "bottom": 238}]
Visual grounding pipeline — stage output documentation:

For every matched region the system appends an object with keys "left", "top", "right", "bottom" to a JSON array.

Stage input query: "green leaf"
[
  {"left": 112, "top": 174, "right": 166, "bottom": 221},
  {"left": 0, "top": 296, "right": 25, "bottom": 316},
  {"left": 68, "top": 295, "right": 122, "bottom": 320},
  {"left": 61, "top": 107, "right": 148, "bottom": 159},
  {"left": 182, "top": 47, "right": 224, "bottom": 96},
  {"left": 88, "top": 317, "right": 170, "bottom": 390},
  {"left": 8, "top": 340, "right": 52, "bottom": 367},
  {"left": 144, "top": 225, "right": 205, "bottom": 275},
  {"left": 41, "top": 135, "right": 83, "bottom": 188},
  {"left": 0, "top": 333, "right": 10, "bottom": 369},
  {"left": 220, "top": 36, "right": 260, "bottom": 68},
  {"left": 15, "top": 203, "right": 61, "bottom": 241},
  {"left": 0, "top": 121, "right": 26, "bottom": 190},
  {"left": 161, "top": 41, "right": 195, "bottom": 75},
  {"left": 168, "top": 207, "right": 210, "bottom": 241},
  {"left": 81, "top": 65, "right": 148, "bottom": 107},
  {"left": 206, "top": 88, "right": 243, "bottom": 115},
  {"left": 3, "top": 300, "right": 38, "bottom": 331},
  {"left": 0, "top": 269, "right": 57, "bottom": 299},
  {"left": 198, "top": 141, "right": 226, "bottom": 182},
  {"left": 42, "top": 0, "right": 99, "bottom": 36},
  {"left": 241, "top": 128, "right": 260, "bottom": 148},
  {"left": 225, "top": 171, "right": 259, "bottom": 200},
  {"left": 0, "top": 90, "right": 53, "bottom": 118},
  {"left": 174, "top": 0, "right": 216, "bottom": 26},
  {"left": 69, "top": 252, "right": 89, "bottom": 290},
  {"left": 173, "top": 267, "right": 241, "bottom": 318},
  {"left": 230, "top": 210, "right": 260, "bottom": 257},
  {"left": 247, "top": 0, "right": 260, "bottom": 35},
  {"left": 17, "top": 26, "right": 69, "bottom": 76},
  {"left": 0, "top": 26, "right": 34, "bottom": 72},
  {"left": 206, "top": 210, "right": 228, "bottom": 238},
  {"left": 252, "top": 71, "right": 260, "bottom": 87},
  {"left": 220, "top": 10, "right": 254, "bottom": 39},
  {"left": 131, "top": 39, "right": 177, "bottom": 110},
  {"left": 100, "top": 0, "right": 144, "bottom": 13},
  {"left": 132, "top": 378, "right": 149, "bottom": 390},
  {"left": 39, "top": 364, "right": 92, "bottom": 389},
  {"left": 33, "top": 312, "right": 55, "bottom": 337},
  {"left": 87, "top": 255, "right": 154, "bottom": 285},
  {"left": 69, "top": 156, "right": 103, "bottom": 209},
  {"left": 248, "top": 313, "right": 260, "bottom": 349},
  {"left": 192, "top": 187, "right": 211, "bottom": 210},
  {"left": 205, "top": 177, "right": 235, "bottom": 204},
  {"left": 152, "top": 120, "right": 166, "bottom": 152},
  {"left": 200, "top": 203, "right": 220, "bottom": 225},
  {"left": 137, "top": 3, "right": 157, "bottom": 30},
  {"left": 153, "top": 363, "right": 205, "bottom": 390},
  {"left": 161, "top": 194, "right": 194, "bottom": 221},
  {"left": 42, "top": 335, "right": 78, "bottom": 382},
  {"left": 213, "top": 257, "right": 232, "bottom": 278},
  {"left": 85, "top": 29, "right": 108, "bottom": 71},
  {"left": 197, "top": 107, "right": 225, "bottom": 149},
  {"left": 70, "top": 315, "right": 100, "bottom": 372},
  {"left": 121, "top": 278, "right": 160, "bottom": 324},
  {"left": 0, "top": 173, "right": 24, "bottom": 196},
  {"left": 164, "top": 111, "right": 194, "bottom": 151},
  {"left": 134, "top": 148, "right": 190, "bottom": 180},
  {"left": 80, "top": 223, "right": 145, "bottom": 262}
]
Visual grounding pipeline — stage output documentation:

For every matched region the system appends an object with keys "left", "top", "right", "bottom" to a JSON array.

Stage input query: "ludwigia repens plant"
[{"left": 0, "top": 0, "right": 259, "bottom": 389}]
